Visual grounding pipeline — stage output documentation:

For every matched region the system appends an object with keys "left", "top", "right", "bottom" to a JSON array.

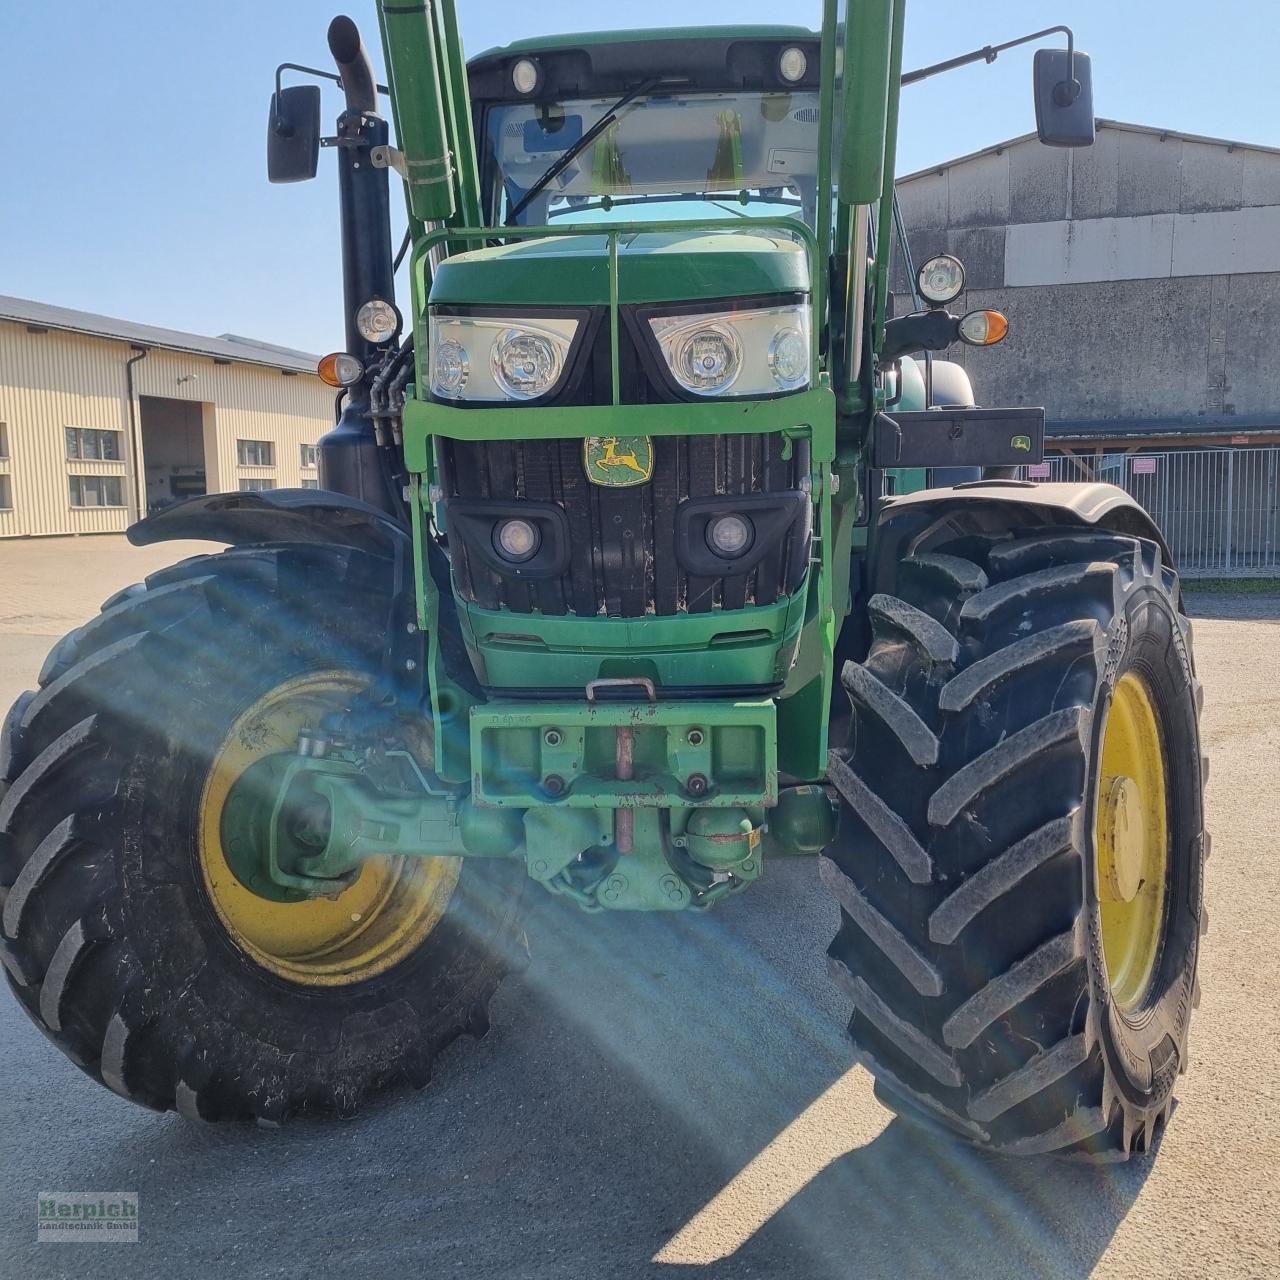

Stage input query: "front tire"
[
  {"left": 823, "top": 526, "right": 1206, "bottom": 1158},
  {"left": 0, "top": 543, "right": 525, "bottom": 1122}
]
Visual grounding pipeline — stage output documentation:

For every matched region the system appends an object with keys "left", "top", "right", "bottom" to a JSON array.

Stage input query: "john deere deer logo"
[{"left": 583, "top": 435, "right": 654, "bottom": 487}]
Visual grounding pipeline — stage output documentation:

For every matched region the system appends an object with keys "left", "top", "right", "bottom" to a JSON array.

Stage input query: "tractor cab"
[{"left": 468, "top": 28, "right": 823, "bottom": 229}]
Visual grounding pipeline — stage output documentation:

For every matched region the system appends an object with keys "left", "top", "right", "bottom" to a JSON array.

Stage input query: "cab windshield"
[{"left": 482, "top": 89, "right": 820, "bottom": 228}]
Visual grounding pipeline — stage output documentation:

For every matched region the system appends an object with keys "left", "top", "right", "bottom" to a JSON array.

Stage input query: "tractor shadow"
[{"left": 6, "top": 861, "right": 1155, "bottom": 1280}]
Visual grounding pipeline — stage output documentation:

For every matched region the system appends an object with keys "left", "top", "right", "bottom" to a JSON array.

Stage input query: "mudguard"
[
  {"left": 866, "top": 479, "right": 1177, "bottom": 598},
  {"left": 128, "top": 489, "right": 409, "bottom": 560}
]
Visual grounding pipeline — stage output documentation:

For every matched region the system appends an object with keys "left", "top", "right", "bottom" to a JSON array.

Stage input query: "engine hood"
[{"left": 427, "top": 229, "right": 810, "bottom": 308}]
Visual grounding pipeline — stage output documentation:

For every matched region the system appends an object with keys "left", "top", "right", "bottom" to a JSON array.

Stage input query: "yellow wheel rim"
[
  {"left": 1095, "top": 671, "right": 1170, "bottom": 1012},
  {"left": 198, "top": 672, "right": 459, "bottom": 987}
]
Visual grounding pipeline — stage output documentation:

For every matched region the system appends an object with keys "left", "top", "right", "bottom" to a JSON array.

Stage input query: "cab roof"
[
  {"left": 472, "top": 26, "right": 818, "bottom": 63},
  {"left": 467, "top": 26, "right": 822, "bottom": 103}
]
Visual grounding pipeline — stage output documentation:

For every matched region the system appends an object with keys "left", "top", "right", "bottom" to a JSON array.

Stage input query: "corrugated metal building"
[{"left": 0, "top": 296, "right": 332, "bottom": 538}]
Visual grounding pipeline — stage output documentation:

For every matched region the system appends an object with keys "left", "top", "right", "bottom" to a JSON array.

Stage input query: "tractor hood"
[{"left": 427, "top": 229, "right": 810, "bottom": 308}]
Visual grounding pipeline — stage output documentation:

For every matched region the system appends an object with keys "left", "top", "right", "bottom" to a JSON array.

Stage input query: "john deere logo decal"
[
  {"left": 583, "top": 435, "right": 654, "bottom": 487},
  {"left": 1011, "top": 434, "right": 1033, "bottom": 452}
]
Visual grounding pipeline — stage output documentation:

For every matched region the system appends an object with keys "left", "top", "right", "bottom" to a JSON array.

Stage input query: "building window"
[
  {"left": 239, "top": 478, "right": 276, "bottom": 492},
  {"left": 69, "top": 475, "right": 124, "bottom": 507},
  {"left": 237, "top": 439, "right": 274, "bottom": 467},
  {"left": 0, "top": 475, "right": 11, "bottom": 510},
  {"left": 65, "top": 426, "right": 122, "bottom": 461},
  {"left": 299, "top": 478, "right": 320, "bottom": 490},
  {"left": 0, "top": 422, "right": 9, "bottom": 459},
  {"left": 300, "top": 444, "right": 318, "bottom": 469}
]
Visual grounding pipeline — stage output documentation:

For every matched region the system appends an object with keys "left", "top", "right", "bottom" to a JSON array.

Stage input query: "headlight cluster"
[
  {"left": 648, "top": 303, "right": 811, "bottom": 398},
  {"left": 430, "top": 314, "right": 580, "bottom": 402}
]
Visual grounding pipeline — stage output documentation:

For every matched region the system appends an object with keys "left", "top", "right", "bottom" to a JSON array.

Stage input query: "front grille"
[{"left": 440, "top": 432, "right": 811, "bottom": 618}]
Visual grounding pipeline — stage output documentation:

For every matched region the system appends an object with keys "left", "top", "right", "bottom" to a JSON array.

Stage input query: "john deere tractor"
[{"left": 0, "top": 3, "right": 1206, "bottom": 1157}]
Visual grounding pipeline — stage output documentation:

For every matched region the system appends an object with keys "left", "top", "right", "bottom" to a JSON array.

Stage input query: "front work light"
[
  {"left": 512, "top": 58, "right": 540, "bottom": 95},
  {"left": 917, "top": 254, "right": 966, "bottom": 307},
  {"left": 706, "top": 513, "right": 755, "bottom": 559},
  {"left": 356, "top": 299, "right": 401, "bottom": 345},
  {"left": 494, "top": 518, "right": 540, "bottom": 562},
  {"left": 779, "top": 47, "right": 809, "bottom": 83}
]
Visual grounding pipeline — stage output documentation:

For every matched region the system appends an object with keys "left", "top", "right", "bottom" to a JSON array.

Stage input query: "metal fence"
[{"left": 1020, "top": 447, "right": 1280, "bottom": 578}]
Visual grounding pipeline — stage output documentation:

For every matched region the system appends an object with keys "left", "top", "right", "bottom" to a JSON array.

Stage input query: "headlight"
[
  {"left": 667, "top": 324, "right": 743, "bottom": 395},
  {"left": 429, "top": 313, "right": 580, "bottom": 403},
  {"left": 491, "top": 329, "right": 561, "bottom": 399},
  {"left": 648, "top": 302, "right": 811, "bottom": 398}
]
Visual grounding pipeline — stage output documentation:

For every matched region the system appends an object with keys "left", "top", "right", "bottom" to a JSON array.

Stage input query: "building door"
[{"left": 139, "top": 396, "right": 209, "bottom": 514}]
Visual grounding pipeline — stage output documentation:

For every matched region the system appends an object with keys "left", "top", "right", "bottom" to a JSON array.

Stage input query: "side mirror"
[
  {"left": 268, "top": 84, "right": 321, "bottom": 183},
  {"left": 1034, "top": 48, "right": 1095, "bottom": 148}
]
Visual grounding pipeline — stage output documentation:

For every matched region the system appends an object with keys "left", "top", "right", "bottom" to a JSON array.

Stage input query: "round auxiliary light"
[
  {"left": 494, "top": 518, "right": 540, "bottom": 563},
  {"left": 317, "top": 351, "right": 364, "bottom": 388},
  {"left": 672, "top": 324, "right": 742, "bottom": 395},
  {"left": 512, "top": 58, "right": 540, "bottom": 95},
  {"left": 769, "top": 326, "right": 809, "bottom": 390},
  {"left": 432, "top": 339, "right": 469, "bottom": 398},
  {"left": 779, "top": 46, "right": 809, "bottom": 84},
  {"left": 356, "top": 298, "right": 401, "bottom": 345},
  {"left": 492, "top": 329, "right": 561, "bottom": 400},
  {"left": 917, "top": 254, "right": 966, "bottom": 307},
  {"left": 706, "top": 513, "right": 754, "bottom": 560}
]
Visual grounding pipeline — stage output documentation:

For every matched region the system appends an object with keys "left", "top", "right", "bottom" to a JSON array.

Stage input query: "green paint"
[
  {"left": 470, "top": 699, "right": 777, "bottom": 809},
  {"left": 461, "top": 589, "right": 806, "bottom": 696},
  {"left": 426, "top": 229, "right": 811, "bottom": 308},
  {"left": 838, "top": 2, "right": 895, "bottom": 204},
  {"left": 404, "top": 386, "right": 834, "bottom": 464}
]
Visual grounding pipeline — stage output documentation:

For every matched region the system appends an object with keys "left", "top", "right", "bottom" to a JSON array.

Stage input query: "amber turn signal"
[
  {"left": 957, "top": 310, "right": 1010, "bottom": 347},
  {"left": 317, "top": 351, "right": 365, "bottom": 388}
]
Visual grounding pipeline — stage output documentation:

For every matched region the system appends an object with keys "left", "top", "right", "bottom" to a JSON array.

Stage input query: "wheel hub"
[
  {"left": 198, "top": 672, "right": 459, "bottom": 987},
  {"left": 1099, "top": 775, "right": 1146, "bottom": 903},
  {"left": 1095, "top": 671, "right": 1171, "bottom": 1012}
]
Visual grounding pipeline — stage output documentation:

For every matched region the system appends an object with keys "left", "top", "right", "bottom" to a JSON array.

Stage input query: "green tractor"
[{"left": 0, "top": 3, "right": 1206, "bottom": 1158}]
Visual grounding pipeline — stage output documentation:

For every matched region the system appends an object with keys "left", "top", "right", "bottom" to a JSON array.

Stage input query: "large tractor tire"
[
  {"left": 0, "top": 543, "right": 525, "bottom": 1122},
  {"left": 823, "top": 526, "right": 1206, "bottom": 1158}
]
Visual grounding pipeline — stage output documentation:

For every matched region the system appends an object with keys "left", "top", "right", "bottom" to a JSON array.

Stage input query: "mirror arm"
[
  {"left": 902, "top": 24, "right": 1076, "bottom": 92},
  {"left": 272, "top": 62, "right": 391, "bottom": 130}
]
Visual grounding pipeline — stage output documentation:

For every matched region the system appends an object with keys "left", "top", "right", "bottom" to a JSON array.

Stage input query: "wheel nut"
[{"left": 687, "top": 773, "right": 709, "bottom": 797}]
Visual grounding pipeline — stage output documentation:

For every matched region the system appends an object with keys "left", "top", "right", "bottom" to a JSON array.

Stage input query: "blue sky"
[{"left": 1, "top": 1, "right": 1274, "bottom": 354}]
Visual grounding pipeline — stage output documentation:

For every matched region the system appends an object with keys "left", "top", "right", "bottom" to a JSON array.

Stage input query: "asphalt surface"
[{"left": 0, "top": 536, "right": 1277, "bottom": 1279}]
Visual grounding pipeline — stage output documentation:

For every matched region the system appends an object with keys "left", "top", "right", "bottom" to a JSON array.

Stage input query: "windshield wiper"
[{"left": 505, "top": 77, "right": 661, "bottom": 227}]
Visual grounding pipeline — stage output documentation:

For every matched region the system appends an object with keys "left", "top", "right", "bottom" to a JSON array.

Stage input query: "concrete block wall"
[{"left": 894, "top": 123, "right": 1280, "bottom": 429}]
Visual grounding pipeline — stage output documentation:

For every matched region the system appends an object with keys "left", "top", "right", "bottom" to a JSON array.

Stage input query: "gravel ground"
[{"left": 0, "top": 536, "right": 1277, "bottom": 1279}]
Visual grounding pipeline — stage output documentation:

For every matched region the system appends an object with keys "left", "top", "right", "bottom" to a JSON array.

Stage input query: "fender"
[
  {"left": 128, "top": 489, "right": 478, "bottom": 697},
  {"left": 866, "top": 478, "right": 1177, "bottom": 599},
  {"left": 127, "top": 488, "right": 409, "bottom": 560}
]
